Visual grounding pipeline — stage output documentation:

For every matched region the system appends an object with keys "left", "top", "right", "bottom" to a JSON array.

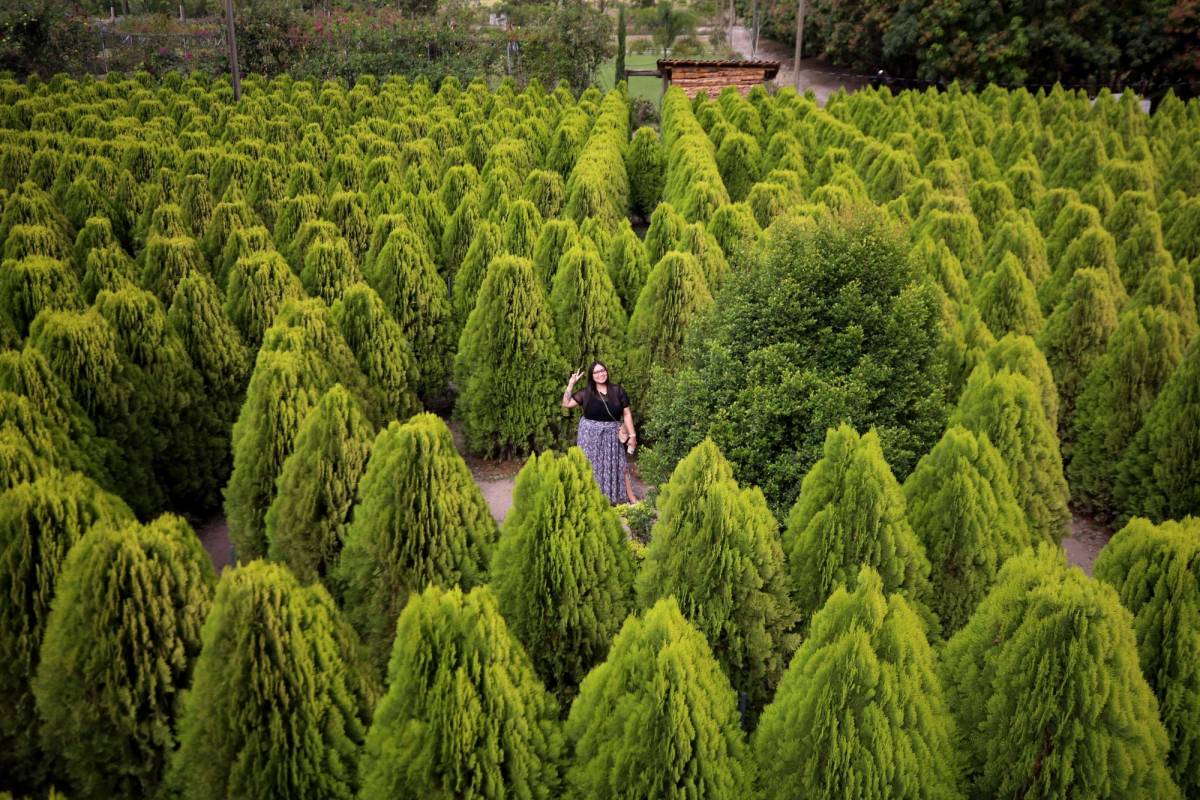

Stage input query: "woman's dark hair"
[{"left": 585, "top": 360, "right": 611, "bottom": 398}]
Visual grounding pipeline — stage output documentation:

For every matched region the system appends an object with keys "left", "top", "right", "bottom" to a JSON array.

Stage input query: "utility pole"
[
  {"left": 793, "top": 0, "right": 804, "bottom": 90},
  {"left": 224, "top": 0, "right": 242, "bottom": 101}
]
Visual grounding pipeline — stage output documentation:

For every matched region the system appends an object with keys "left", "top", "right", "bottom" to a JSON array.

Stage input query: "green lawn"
[{"left": 596, "top": 53, "right": 663, "bottom": 108}]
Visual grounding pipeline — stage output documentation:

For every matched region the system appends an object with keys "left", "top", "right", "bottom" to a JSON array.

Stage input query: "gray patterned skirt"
[{"left": 577, "top": 418, "right": 627, "bottom": 504}]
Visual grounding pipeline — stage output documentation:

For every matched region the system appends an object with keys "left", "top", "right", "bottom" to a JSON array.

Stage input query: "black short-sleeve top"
[{"left": 572, "top": 385, "right": 630, "bottom": 422}]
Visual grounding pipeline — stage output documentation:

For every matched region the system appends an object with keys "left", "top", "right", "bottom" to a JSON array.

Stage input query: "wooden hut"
[{"left": 630, "top": 59, "right": 781, "bottom": 99}]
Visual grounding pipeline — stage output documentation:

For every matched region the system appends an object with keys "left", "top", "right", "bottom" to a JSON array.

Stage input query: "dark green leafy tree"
[
  {"left": 950, "top": 365, "right": 1070, "bottom": 543},
  {"left": 336, "top": 413, "right": 497, "bottom": 673},
  {"left": 564, "top": 597, "right": 753, "bottom": 799},
  {"left": 1115, "top": 335, "right": 1200, "bottom": 522},
  {"left": 330, "top": 283, "right": 421, "bottom": 422},
  {"left": 637, "top": 439, "right": 798, "bottom": 711},
  {"left": 455, "top": 256, "right": 566, "bottom": 457},
  {"left": 625, "top": 250, "right": 713, "bottom": 405},
  {"left": 33, "top": 515, "right": 215, "bottom": 800},
  {"left": 783, "top": 425, "right": 934, "bottom": 633},
  {"left": 1070, "top": 306, "right": 1187, "bottom": 517},
  {"left": 490, "top": 448, "right": 635, "bottom": 705},
  {"left": 1095, "top": 516, "right": 1200, "bottom": 798},
  {"left": 265, "top": 385, "right": 375, "bottom": 585},
  {"left": 360, "top": 585, "right": 563, "bottom": 800},
  {"left": 168, "top": 561, "right": 376, "bottom": 800},
  {"left": 902, "top": 425, "right": 1032, "bottom": 635},
  {"left": 752, "top": 567, "right": 962, "bottom": 800},
  {"left": 0, "top": 470, "right": 133, "bottom": 794},
  {"left": 1037, "top": 267, "right": 1121, "bottom": 431},
  {"left": 364, "top": 222, "right": 453, "bottom": 402},
  {"left": 549, "top": 245, "right": 627, "bottom": 374},
  {"left": 941, "top": 545, "right": 1180, "bottom": 799}
]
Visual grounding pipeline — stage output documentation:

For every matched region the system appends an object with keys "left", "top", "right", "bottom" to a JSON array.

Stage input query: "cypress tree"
[
  {"left": 168, "top": 561, "right": 375, "bottom": 800},
  {"left": 548, "top": 245, "right": 627, "bottom": 374},
  {"left": 4, "top": 223, "right": 70, "bottom": 263},
  {"left": 941, "top": 545, "right": 1179, "bottom": 799},
  {"left": 716, "top": 131, "right": 763, "bottom": 204},
  {"left": 782, "top": 425, "right": 934, "bottom": 632},
  {"left": 523, "top": 168, "right": 566, "bottom": 220},
  {"left": 604, "top": 220, "right": 650, "bottom": 312},
  {"left": 451, "top": 220, "right": 503, "bottom": 330},
  {"left": 168, "top": 270, "right": 251, "bottom": 408},
  {"left": 330, "top": 283, "right": 421, "bottom": 422},
  {"left": 680, "top": 222, "right": 730, "bottom": 293},
  {"left": 950, "top": 365, "right": 1070, "bottom": 543},
  {"left": 706, "top": 201, "right": 760, "bottom": 272},
  {"left": 564, "top": 597, "right": 753, "bottom": 799},
  {"left": 180, "top": 173, "right": 214, "bottom": 236},
  {"left": 532, "top": 218, "right": 580, "bottom": 290},
  {"left": 1040, "top": 225, "right": 1126, "bottom": 313},
  {"left": 627, "top": 127, "right": 665, "bottom": 217},
  {"left": 1130, "top": 263, "right": 1199, "bottom": 339},
  {"left": 637, "top": 439, "right": 799, "bottom": 711},
  {"left": 982, "top": 332, "right": 1060, "bottom": 430},
  {"left": 976, "top": 251, "right": 1045, "bottom": 337},
  {"left": 902, "top": 425, "right": 1032, "bottom": 635},
  {"left": 1043, "top": 199, "right": 1101, "bottom": 276},
  {"left": 747, "top": 181, "right": 792, "bottom": 227},
  {"left": 454, "top": 256, "right": 566, "bottom": 457},
  {"left": 441, "top": 188, "right": 482, "bottom": 280},
  {"left": 1037, "top": 267, "right": 1121, "bottom": 430},
  {"left": 984, "top": 212, "right": 1051, "bottom": 285},
  {"left": 625, "top": 251, "right": 713, "bottom": 404},
  {"left": 364, "top": 222, "right": 453, "bottom": 402},
  {"left": 216, "top": 224, "right": 272, "bottom": 290},
  {"left": 336, "top": 413, "right": 497, "bottom": 673},
  {"left": 82, "top": 244, "right": 137, "bottom": 303},
  {"left": 224, "top": 250, "right": 305, "bottom": 348},
  {"left": 0, "top": 255, "right": 82, "bottom": 338},
  {"left": 140, "top": 234, "right": 207, "bottom": 308},
  {"left": 644, "top": 202, "right": 688, "bottom": 266},
  {"left": 752, "top": 567, "right": 962, "bottom": 800},
  {"left": 502, "top": 198, "right": 543, "bottom": 260},
  {"left": 1114, "top": 335, "right": 1200, "bottom": 522},
  {"left": 0, "top": 470, "right": 134, "bottom": 793},
  {"left": 912, "top": 235, "right": 970, "bottom": 305},
  {"left": 33, "top": 515, "right": 215, "bottom": 800},
  {"left": 224, "top": 347, "right": 324, "bottom": 560},
  {"left": 360, "top": 585, "right": 563, "bottom": 800},
  {"left": 300, "top": 237, "right": 361, "bottom": 304},
  {"left": 1070, "top": 306, "right": 1186, "bottom": 517},
  {"left": 1094, "top": 517, "right": 1200, "bottom": 797},
  {"left": 490, "top": 448, "right": 635, "bottom": 704},
  {"left": 1164, "top": 196, "right": 1200, "bottom": 262},
  {"left": 265, "top": 385, "right": 375, "bottom": 584},
  {"left": 322, "top": 190, "right": 370, "bottom": 264},
  {"left": 200, "top": 195, "right": 256, "bottom": 265}
]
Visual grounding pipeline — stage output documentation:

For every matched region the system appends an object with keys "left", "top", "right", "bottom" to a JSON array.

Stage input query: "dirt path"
[
  {"left": 728, "top": 24, "right": 866, "bottom": 104},
  {"left": 1061, "top": 513, "right": 1113, "bottom": 575}
]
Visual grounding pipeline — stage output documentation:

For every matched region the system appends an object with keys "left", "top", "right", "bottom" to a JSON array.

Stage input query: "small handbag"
[{"left": 598, "top": 387, "right": 631, "bottom": 446}]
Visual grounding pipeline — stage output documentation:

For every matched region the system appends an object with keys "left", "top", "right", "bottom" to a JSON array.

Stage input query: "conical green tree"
[
  {"left": 455, "top": 256, "right": 566, "bottom": 457},
  {"left": 902, "top": 425, "right": 1032, "bottom": 635},
  {"left": 705, "top": 201, "right": 760, "bottom": 273},
  {"left": 300, "top": 237, "right": 361, "bottom": 304},
  {"left": 440, "top": 189, "right": 482, "bottom": 279},
  {"left": 329, "top": 282, "right": 421, "bottom": 422},
  {"left": 644, "top": 202, "right": 688, "bottom": 266},
  {"left": 168, "top": 561, "right": 376, "bottom": 800},
  {"left": 224, "top": 250, "right": 304, "bottom": 348},
  {"left": 982, "top": 332, "right": 1060, "bottom": 430},
  {"left": 1129, "top": 262, "right": 1199, "bottom": 339},
  {"left": 0, "top": 470, "right": 133, "bottom": 793},
  {"left": 364, "top": 222, "right": 453, "bottom": 401},
  {"left": 625, "top": 250, "right": 713, "bottom": 404},
  {"left": 1040, "top": 225, "right": 1126, "bottom": 312},
  {"left": 680, "top": 221, "right": 730, "bottom": 293},
  {"left": 140, "top": 235, "right": 207, "bottom": 306},
  {"left": 0, "top": 255, "right": 82, "bottom": 338},
  {"left": 983, "top": 212, "right": 1051, "bottom": 286},
  {"left": 82, "top": 244, "right": 137, "bottom": 302},
  {"left": 752, "top": 567, "right": 962, "bottom": 800},
  {"left": 637, "top": 439, "right": 799, "bottom": 711},
  {"left": 548, "top": 245, "right": 627, "bottom": 374},
  {"left": 502, "top": 198, "right": 543, "bottom": 260},
  {"left": 336, "top": 413, "right": 497, "bottom": 673},
  {"left": 782, "top": 425, "right": 934, "bottom": 632},
  {"left": 564, "top": 597, "right": 753, "bottom": 799},
  {"left": 265, "top": 385, "right": 375, "bottom": 585},
  {"left": 1114, "top": 335, "right": 1200, "bottom": 522},
  {"left": 532, "top": 218, "right": 580, "bottom": 291},
  {"left": 224, "top": 347, "right": 324, "bottom": 560},
  {"left": 523, "top": 168, "right": 566, "bottom": 220},
  {"left": 976, "top": 252, "right": 1045, "bottom": 337},
  {"left": 451, "top": 220, "right": 503, "bottom": 331},
  {"left": 941, "top": 545, "right": 1180, "bottom": 799},
  {"left": 1094, "top": 517, "right": 1200, "bottom": 798},
  {"left": 490, "top": 448, "right": 635, "bottom": 705},
  {"left": 360, "top": 585, "right": 563, "bottom": 800},
  {"left": 33, "top": 514, "right": 215, "bottom": 800},
  {"left": 1070, "top": 306, "right": 1187, "bottom": 517},
  {"left": 716, "top": 131, "right": 763, "bottom": 203},
  {"left": 627, "top": 127, "right": 665, "bottom": 217},
  {"left": 603, "top": 221, "right": 651, "bottom": 312},
  {"left": 216, "top": 224, "right": 272, "bottom": 290},
  {"left": 950, "top": 365, "right": 1070, "bottom": 542},
  {"left": 1037, "top": 267, "right": 1121, "bottom": 430}
]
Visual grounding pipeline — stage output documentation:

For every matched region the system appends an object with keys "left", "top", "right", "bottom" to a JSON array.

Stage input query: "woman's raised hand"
[{"left": 568, "top": 369, "right": 584, "bottom": 388}]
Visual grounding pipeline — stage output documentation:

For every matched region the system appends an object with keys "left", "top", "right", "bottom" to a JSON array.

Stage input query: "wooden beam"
[{"left": 624, "top": 69, "right": 662, "bottom": 77}]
